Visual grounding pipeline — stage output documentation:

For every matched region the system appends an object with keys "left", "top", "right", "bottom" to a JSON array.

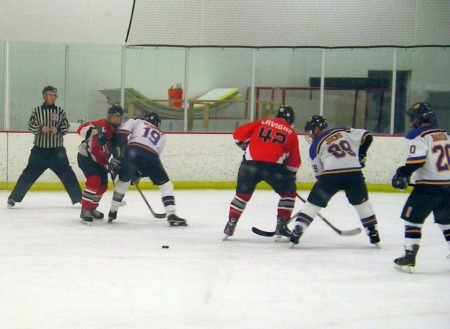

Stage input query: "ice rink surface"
[{"left": 0, "top": 189, "right": 449, "bottom": 329}]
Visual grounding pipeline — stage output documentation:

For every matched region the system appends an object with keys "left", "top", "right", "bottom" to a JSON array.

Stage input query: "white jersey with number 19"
[{"left": 116, "top": 118, "right": 166, "bottom": 156}]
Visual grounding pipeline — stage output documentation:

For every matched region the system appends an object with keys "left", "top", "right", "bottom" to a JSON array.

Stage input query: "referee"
[{"left": 7, "top": 86, "right": 82, "bottom": 208}]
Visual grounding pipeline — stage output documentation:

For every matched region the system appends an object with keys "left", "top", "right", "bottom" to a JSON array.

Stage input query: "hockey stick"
[
  {"left": 251, "top": 193, "right": 361, "bottom": 237},
  {"left": 251, "top": 212, "right": 297, "bottom": 237},
  {"left": 295, "top": 193, "right": 361, "bottom": 236},
  {"left": 134, "top": 183, "right": 166, "bottom": 219}
]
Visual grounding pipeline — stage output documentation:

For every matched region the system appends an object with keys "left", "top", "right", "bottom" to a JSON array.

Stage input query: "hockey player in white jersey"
[
  {"left": 278, "top": 115, "right": 380, "bottom": 248},
  {"left": 391, "top": 102, "right": 450, "bottom": 273},
  {"left": 107, "top": 112, "right": 188, "bottom": 226}
]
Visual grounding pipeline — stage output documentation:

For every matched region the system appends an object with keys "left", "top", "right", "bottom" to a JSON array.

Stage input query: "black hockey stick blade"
[
  {"left": 251, "top": 212, "right": 297, "bottom": 238},
  {"left": 252, "top": 193, "right": 363, "bottom": 238},
  {"left": 135, "top": 183, "right": 166, "bottom": 219},
  {"left": 320, "top": 215, "right": 362, "bottom": 236},
  {"left": 251, "top": 226, "right": 276, "bottom": 237}
]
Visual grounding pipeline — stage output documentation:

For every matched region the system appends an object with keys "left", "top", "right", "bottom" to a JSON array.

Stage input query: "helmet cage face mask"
[{"left": 107, "top": 105, "right": 124, "bottom": 128}]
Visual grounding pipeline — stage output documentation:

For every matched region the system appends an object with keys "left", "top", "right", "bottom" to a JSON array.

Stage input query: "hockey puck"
[{"left": 162, "top": 245, "right": 169, "bottom": 249}]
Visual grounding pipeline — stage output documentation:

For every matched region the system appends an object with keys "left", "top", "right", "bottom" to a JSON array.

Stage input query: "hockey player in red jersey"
[
  {"left": 77, "top": 105, "right": 124, "bottom": 225},
  {"left": 391, "top": 102, "right": 450, "bottom": 273},
  {"left": 223, "top": 105, "right": 301, "bottom": 240}
]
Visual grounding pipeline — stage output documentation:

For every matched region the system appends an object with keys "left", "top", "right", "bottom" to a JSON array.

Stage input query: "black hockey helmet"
[
  {"left": 304, "top": 115, "right": 328, "bottom": 143},
  {"left": 107, "top": 105, "right": 124, "bottom": 129},
  {"left": 406, "top": 102, "right": 434, "bottom": 128},
  {"left": 276, "top": 105, "right": 295, "bottom": 125},
  {"left": 304, "top": 115, "right": 328, "bottom": 132},
  {"left": 107, "top": 105, "right": 124, "bottom": 117},
  {"left": 144, "top": 111, "right": 161, "bottom": 127},
  {"left": 42, "top": 86, "right": 57, "bottom": 96}
]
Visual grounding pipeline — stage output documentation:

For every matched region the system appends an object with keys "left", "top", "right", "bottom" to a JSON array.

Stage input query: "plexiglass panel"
[
  {"left": 254, "top": 48, "right": 323, "bottom": 133},
  {"left": 9, "top": 42, "right": 66, "bottom": 131},
  {"left": 2, "top": 43, "right": 450, "bottom": 134},
  {"left": 65, "top": 44, "right": 122, "bottom": 129},
  {"left": 187, "top": 48, "right": 253, "bottom": 132},
  {"left": 0, "top": 42, "right": 4, "bottom": 130},
  {"left": 324, "top": 49, "right": 396, "bottom": 133},
  {"left": 397, "top": 48, "right": 450, "bottom": 133}
]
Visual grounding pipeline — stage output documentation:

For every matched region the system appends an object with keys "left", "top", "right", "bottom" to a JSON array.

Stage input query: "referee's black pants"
[{"left": 9, "top": 146, "right": 82, "bottom": 204}]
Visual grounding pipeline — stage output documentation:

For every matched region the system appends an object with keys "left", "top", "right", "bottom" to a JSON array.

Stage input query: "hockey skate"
[
  {"left": 108, "top": 210, "right": 117, "bottom": 223},
  {"left": 394, "top": 244, "right": 420, "bottom": 273},
  {"left": 91, "top": 209, "right": 104, "bottom": 220},
  {"left": 223, "top": 218, "right": 238, "bottom": 240},
  {"left": 167, "top": 214, "right": 188, "bottom": 227},
  {"left": 289, "top": 225, "right": 304, "bottom": 249},
  {"left": 275, "top": 217, "right": 292, "bottom": 242},
  {"left": 368, "top": 227, "right": 381, "bottom": 248},
  {"left": 7, "top": 199, "right": 15, "bottom": 208},
  {"left": 80, "top": 208, "right": 93, "bottom": 226}
]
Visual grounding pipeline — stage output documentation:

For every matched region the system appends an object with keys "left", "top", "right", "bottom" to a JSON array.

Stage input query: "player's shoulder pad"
[{"left": 405, "top": 125, "right": 441, "bottom": 140}]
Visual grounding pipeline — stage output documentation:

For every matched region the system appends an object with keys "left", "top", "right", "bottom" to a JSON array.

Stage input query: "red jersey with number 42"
[{"left": 233, "top": 118, "right": 301, "bottom": 172}]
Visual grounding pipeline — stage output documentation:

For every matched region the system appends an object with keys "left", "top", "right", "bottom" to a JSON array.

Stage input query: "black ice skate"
[
  {"left": 91, "top": 209, "right": 104, "bottom": 220},
  {"left": 167, "top": 214, "right": 188, "bottom": 227},
  {"left": 7, "top": 199, "right": 15, "bottom": 208},
  {"left": 108, "top": 210, "right": 117, "bottom": 223},
  {"left": 275, "top": 217, "right": 292, "bottom": 242},
  {"left": 223, "top": 218, "right": 238, "bottom": 240},
  {"left": 394, "top": 244, "right": 420, "bottom": 273},
  {"left": 368, "top": 226, "right": 381, "bottom": 248},
  {"left": 289, "top": 224, "right": 304, "bottom": 248},
  {"left": 80, "top": 209, "right": 93, "bottom": 226},
  {"left": 276, "top": 217, "right": 292, "bottom": 237}
]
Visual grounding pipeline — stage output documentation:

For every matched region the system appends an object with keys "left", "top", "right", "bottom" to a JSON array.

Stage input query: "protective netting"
[{"left": 126, "top": 0, "right": 450, "bottom": 48}]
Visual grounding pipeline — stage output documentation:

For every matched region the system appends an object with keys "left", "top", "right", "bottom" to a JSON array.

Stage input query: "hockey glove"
[
  {"left": 131, "top": 171, "right": 143, "bottom": 186},
  {"left": 236, "top": 141, "right": 249, "bottom": 150},
  {"left": 108, "top": 157, "right": 121, "bottom": 180},
  {"left": 97, "top": 131, "right": 108, "bottom": 146},
  {"left": 391, "top": 168, "right": 410, "bottom": 190},
  {"left": 359, "top": 155, "right": 367, "bottom": 168},
  {"left": 289, "top": 170, "right": 297, "bottom": 181}
]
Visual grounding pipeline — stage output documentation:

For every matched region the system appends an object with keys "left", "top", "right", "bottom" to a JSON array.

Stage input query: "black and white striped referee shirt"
[{"left": 28, "top": 103, "right": 70, "bottom": 148}]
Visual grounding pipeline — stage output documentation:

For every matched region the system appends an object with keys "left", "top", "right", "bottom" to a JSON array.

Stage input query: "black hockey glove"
[
  {"left": 236, "top": 141, "right": 249, "bottom": 150},
  {"left": 96, "top": 126, "right": 108, "bottom": 147},
  {"left": 359, "top": 155, "right": 367, "bottom": 168},
  {"left": 391, "top": 168, "right": 410, "bottom": 190},
  {"left": 290, "top": 170, "right": 297, "bottom": 181},
  {"left": 97, "top": 131, "right": 108, "bottom": 146},
  {"left": 131, "top": 171, "right": 143, "bottom": 186},
  {"left": 108, "top": 157, "right": 121, "bottom": 180}
]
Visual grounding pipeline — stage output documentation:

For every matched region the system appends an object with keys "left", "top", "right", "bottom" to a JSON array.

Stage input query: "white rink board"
[{"left": 1, "top": 132, "right": 406, "bottom": 185}]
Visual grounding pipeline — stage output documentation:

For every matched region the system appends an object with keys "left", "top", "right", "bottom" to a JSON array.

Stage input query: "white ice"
[{"left": 0, "top": 189, "right": 449, "bottom": 329}]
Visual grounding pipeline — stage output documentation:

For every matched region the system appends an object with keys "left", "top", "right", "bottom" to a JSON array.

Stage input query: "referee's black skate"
[
  {"left": 167, "top": 214, "right": 188, "bottom": 227},
  {"left": 394, "top": 244, "right": 420, "bottom": 273},
  {"left": 7, "top": 198, "right": 15, "bottom": 208}
]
